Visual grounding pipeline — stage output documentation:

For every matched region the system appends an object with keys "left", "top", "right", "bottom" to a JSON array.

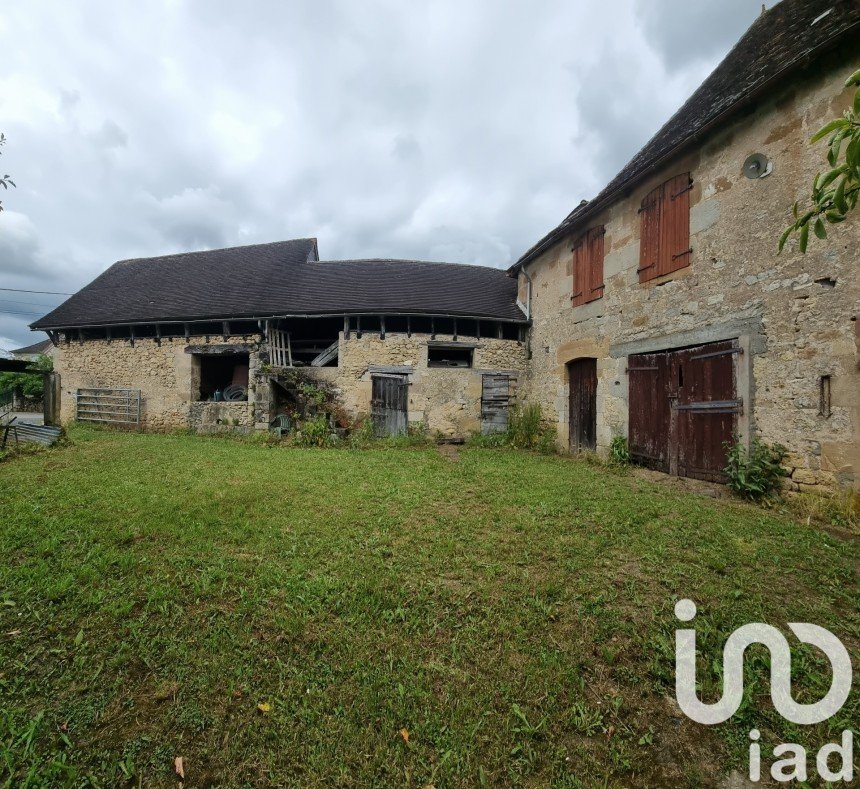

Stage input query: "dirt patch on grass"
[{"left": 436, "top": 443, "right": 460, "bottom": 462}]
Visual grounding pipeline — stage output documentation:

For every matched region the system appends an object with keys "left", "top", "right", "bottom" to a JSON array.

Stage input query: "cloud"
[{"left": 0, "top": 0, "right": 764, "bottom": 346}]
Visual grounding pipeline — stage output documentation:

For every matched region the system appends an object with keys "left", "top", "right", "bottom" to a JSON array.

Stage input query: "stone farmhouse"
[{"left": 31, "top": 0, "right": 860, "bottom": 490}]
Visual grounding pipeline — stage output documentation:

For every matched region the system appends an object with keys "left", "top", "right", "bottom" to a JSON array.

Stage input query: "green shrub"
[
  {"left": 724, "top": 436, "right": 788, "bottom": 501},
  {"left": 609, "top": 435, "right": 630, "bottom": 466},
  {"left": 508, "top": 403, "right": 544, "bottom": 450},
  {"left": 293, "top": 415, "right": 337, "bottom": 448}
]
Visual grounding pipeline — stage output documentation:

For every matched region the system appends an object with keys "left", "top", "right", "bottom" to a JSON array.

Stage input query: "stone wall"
[
  {"left": 54, "top": 335, "right": 260, "bottom": 432},
  {"left": 309, "top": 331, "right": 528, "bottom": 436},
  {"left": 54, "top": 330, "right": 527, "bottom": 439},
  {"left": 519, "top": 55, "right": 859, "bottom": 490}
]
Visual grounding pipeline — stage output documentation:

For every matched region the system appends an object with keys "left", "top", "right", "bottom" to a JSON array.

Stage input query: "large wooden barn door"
[
  {"left": 628, "top": 340, "right": 739, "bottom": 481},
  {"left": 371, "top": 375, "right": 408, "bottom": 437},
  {"left": 672, "top": 340, "right": 739, "bottom": 482},
  {"left": 568, "top": 358, "right": 597, "bottom": 452}
]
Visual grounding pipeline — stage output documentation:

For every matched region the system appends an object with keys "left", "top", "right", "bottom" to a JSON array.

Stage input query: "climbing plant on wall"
[{"left": 779, "top": 67, "right": 860, "bottom": 253}]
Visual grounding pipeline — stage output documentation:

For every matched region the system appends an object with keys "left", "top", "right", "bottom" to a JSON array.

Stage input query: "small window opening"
[
  {"left": 819, "top": 375, "right": 831, "bottom": 418},
  {"left": 196, "top": 353, "right": 249, "bottom": 401},
  {"left": 428, "top": 345, "right": 473, "bottom": 368}
]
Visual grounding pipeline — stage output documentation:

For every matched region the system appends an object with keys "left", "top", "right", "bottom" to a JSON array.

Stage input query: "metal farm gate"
[
  {"left": 628, "top": 339, "right": 740, "bottom": 482},
  {"left": 75, "top": 388, "right": 141, "bottom": 426}
]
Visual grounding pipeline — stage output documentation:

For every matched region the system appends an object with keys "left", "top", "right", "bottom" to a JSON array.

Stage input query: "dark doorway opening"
[{"left": 197, "top": 353, "right": 249, "bottom": 401}]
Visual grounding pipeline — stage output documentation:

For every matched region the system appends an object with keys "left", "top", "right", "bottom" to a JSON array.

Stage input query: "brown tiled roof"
[
  {"left": 511, "top": 0, "right": 860, "bottom": 271},
  {"left": 31, "top": 240, "right": 525, "bottom": 330}
]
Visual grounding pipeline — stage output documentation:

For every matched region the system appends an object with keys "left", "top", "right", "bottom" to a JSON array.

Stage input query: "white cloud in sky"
[{"left": 0, "top": 0, "right": 764, "bottom": 346}]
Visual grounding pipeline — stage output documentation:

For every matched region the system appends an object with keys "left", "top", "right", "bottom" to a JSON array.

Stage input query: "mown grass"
[{"left": 0, "top": 426, "right": 857, "bottom": 787}]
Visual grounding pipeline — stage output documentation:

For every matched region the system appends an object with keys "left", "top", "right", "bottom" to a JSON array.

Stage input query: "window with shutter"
[
  {"left": 638, "top": 173, "right": 692, "bottom": 283},
  {"left": 571, "top": 225, "right": 605, "bottom": 306}
]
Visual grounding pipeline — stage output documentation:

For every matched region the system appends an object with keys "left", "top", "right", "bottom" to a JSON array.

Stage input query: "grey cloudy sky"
[{"left": 0, "top": 0, "right": 765, "bottom": 350}]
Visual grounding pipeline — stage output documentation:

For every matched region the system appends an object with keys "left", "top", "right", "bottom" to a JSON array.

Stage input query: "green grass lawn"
[{"left": 1, "top": 427, "right": 857, "bottom": 787}]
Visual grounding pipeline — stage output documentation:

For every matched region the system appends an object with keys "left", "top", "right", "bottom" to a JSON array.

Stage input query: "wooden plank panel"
[
  {"left": 638, "top": 185, "right": 662, "bottom": 283},
  {"left": 568, "top": 359, "right": 597, "bottom": 452},
  {"left": 674, "top": 339, "right": 737, "bottom": 482},
  {"left": 628, "top": 352, "right": 670, "bottom": 471}
]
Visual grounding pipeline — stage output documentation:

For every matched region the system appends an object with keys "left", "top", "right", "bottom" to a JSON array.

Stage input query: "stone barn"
[
  {"left": 510, "top": 0, "right": 859, "bottom": 491},
  {"left": 31, "top": 239, "right": 529, "bottom": 437}
]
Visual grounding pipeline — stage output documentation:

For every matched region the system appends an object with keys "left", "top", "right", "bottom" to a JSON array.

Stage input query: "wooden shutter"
[
  {"left": 638, "top": 185, "right": 662, "bottom": 283},
  {"left": 572, "top": 226, "right": 605, "bottom": 306},
  {"left": 571, "top": 238, "right": 587, "bottom": 307},
  {"left": 586, "top": 226, "right": 604, "bottom": 303},
  {"left": 660, "top": 173, "right": 692, "bottom": 276}
]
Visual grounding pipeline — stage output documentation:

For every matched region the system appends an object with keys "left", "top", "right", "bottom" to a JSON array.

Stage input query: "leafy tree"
[
  {"left": 0, "top": 354, "right": 53, "bottom": 401},
  {"left": 0, "top": 133, "right": 14, "bottom": 212},
  {"left": 779, "top": 68, "right": 860, "bottom": 253}
]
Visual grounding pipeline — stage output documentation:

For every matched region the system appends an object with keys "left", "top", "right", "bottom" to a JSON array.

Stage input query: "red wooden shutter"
[
  {"left": 572, "top": 237, "right": 586, "bottom": 307},
  {"left": 659, "top": 173, "right": 692, "bottom": 276},
  {"left": 585, "top": 226, "right": 604, "bottom": 303},
  {"left": 638, "top": 185, "right": 662, "bottom": 283}
]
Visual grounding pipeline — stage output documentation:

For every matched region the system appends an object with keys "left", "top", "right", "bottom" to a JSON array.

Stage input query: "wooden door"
[
  {"left": 628, "top": 352, "right": 671, "bottom": 472},
  {"left": 481, "top": 374, "right": 511, "bottom": 434},
  {"left": 568, "top": 359, "right": 597, "bottom": 452},
  {"left": 672, "top": 340, "right": 739, "bottom": 482},
  {"left": 628, "top": 341, "right": 739, "bottom": 481},
  {"left": 371, "top": 375, "right": 407, "bottom": 437}
]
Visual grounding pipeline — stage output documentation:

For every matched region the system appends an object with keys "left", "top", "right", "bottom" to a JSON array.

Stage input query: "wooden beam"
[
  {"left": 184, "top": 323, "right": 190, "bottom": 341},
  {"left": 287, "top": 332, "right": 293, "bottom": 367},
  {"left": 431, "top": 317, "right": 436, "bottom": 340},
  {"left": 106, "top": 327, "right": 112, "bottom": 344},
  {"left": 129, "top": 326, "right": 135, "bottom": 347},
  {"left": 78, "top": 329, "right": 84, "bottom": 345},
  {"left": 452, "top": 319, "right": 457, "bottom": 342},
  {"left": 497, "top": 322, "right": 503, "bottom": 339},
  {"left": 155, "top": 324, "right": 162, "bottom": 346},
  {"left": 406, "top": 316, "right": 411, "bottom": 338},
  {"left": 356, "top": 316, "right": 362, "bottom": 339},
  {"left": 476, "top": 320, "right": 481, "bottom": 340},
  {"left": 380, "top": 315, "right": 386, "bottom": 340},
  {"left": 222, "top": 321, "right": 230, "bottom": 341},
  {"left": 344, "top": 316, "right": 350, "bottom": 340}
]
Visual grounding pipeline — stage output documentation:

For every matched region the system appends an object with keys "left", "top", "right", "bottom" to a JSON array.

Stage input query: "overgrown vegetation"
[
  {"left": 0, "top": 353, "right": 53, "bottom": 402},
  {"left": 609, "top": 435, "right": 630, "bottom": 467},
  {"left": 724, "top": 436, "right": 788, "bottom": 501},
  {"left": 470, "top": 403, "right": 556, "bottom": 453},
  {"left": 0, "top": 426, "right": 855, "bottom": 786},
  {"left": 779, "top": 67, "right": 860, "bottom": 252}
]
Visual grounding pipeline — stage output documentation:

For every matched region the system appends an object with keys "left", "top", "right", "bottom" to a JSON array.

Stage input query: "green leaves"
[
  {"left": 813, "top": 217, "right": 827, "bottom": 239},
  {"left": 781, "top": 66, "right": 860, "bottom": 254}
]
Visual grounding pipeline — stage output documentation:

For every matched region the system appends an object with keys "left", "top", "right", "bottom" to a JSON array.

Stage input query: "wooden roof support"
[
  {"left": 106, "top": 326, "right": 112, "bottom": 344},
  {"left": 155, "top": 324, "right": 162, "bottom": 346},
  {"left": 406, "top": 316, "right": 411, "bottom": 338},
  {"left": 222, "top": 321, "right": 230, "bottom": 341},
  {"left": 343, "top": 316, "right": 350, "bottom": 340},
  {"left": 452, "top": 318, "right": 458, "bottom": 342},
  {"left": 380, "top": 315, "right": 386, "bottom": 340},
  {"left": 129, "top": 325, "right": 135, "bottom": 347}
]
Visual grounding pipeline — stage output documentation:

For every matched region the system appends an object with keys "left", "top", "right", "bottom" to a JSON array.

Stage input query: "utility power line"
[{"left": 0, "top": 287, "right": 74, "bottom": 296}]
